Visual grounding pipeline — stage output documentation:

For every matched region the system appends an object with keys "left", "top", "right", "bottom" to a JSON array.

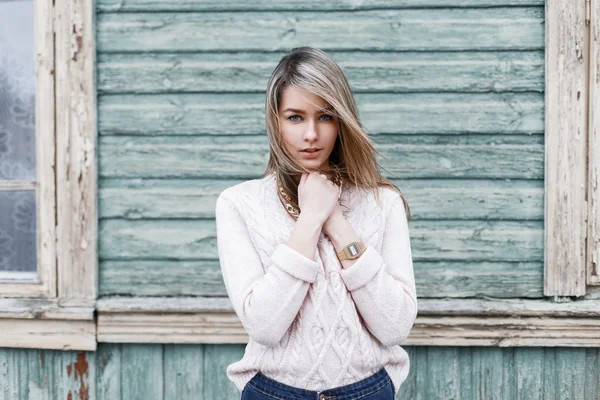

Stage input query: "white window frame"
[
  {"left": 586, "top": 0, "right": 599, "bottom": 287},
  {"left": 0, "top": 0, "right": 97, "bottom": 351}
]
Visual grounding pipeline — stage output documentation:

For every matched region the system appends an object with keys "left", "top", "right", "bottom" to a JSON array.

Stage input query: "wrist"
[
  {"left": 297, "top": 212, "right": 324, "bottom": 233},
  {"left": 328, "top": 219, "right": 359, "bottom": 251}
]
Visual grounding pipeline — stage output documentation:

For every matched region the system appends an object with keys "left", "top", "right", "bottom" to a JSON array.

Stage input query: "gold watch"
[{"left": 336, "top": 240, "right": 367, "bottom": 261}]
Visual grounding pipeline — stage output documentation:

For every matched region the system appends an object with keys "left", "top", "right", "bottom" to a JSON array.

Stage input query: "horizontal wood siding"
[
  {"left": 96, "top": 3, "right": 545, "bottom": 299},
  {"left": 1, "top": 344, "right": 598, "bottom": 399}
]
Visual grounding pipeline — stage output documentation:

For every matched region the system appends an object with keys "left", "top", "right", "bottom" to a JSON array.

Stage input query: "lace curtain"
[{"left": 0, "top": 0, "right": 37, "bottom": 272}]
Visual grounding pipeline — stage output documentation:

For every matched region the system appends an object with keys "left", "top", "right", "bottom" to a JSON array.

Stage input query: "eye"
[{"left": 287, "top": 114, "right": 334, "bottom": 122}]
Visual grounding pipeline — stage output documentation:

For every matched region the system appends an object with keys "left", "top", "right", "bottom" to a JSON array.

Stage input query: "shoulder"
[
  {"left": 379, "top": 186, "right": 409, "bottom": 216},
  {"left": 217, "top": 174, "right": 275, "bottom": 210}
]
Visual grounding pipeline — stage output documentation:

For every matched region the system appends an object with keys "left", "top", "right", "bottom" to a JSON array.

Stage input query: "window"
[{"left": 0, "top": 0, "right": 96, "bottom": 350}]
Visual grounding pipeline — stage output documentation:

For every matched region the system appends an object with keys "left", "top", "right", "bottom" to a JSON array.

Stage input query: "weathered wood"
[
  {"left": 96, "top": 8, "right": 544, "bottom": 52},
  {"left": 97, "top": 51, "right": 544, "bottom": 94},
  {"left": 544, "top": 0, "right": 589, "bottom": 296},
  {"left": 99, "top": 218, "right": 543, "bottom": 261},
  {"left": 34, "top": 0, "right": 57, "bottom": 299},
  {"left": 99, "top": 259, "right": 543, "bottom": 298},
  {"left": 96, "top": 302, "right": 600, "bottom": 346},
  {"left": 0, "top": 298, "right": 93, "bottom": 320},
  {"left": 54, "top": 0, "right": 98, "bottom": 307},
  {"left": 164, "top": 344, "right": 205, "bottom": 399},
  {"left": 98, "top": 136, "right": 544, "bottom": 179},
  {"left": 121, "top": 344, "right": 163, "bottom": 400},
  {"left": 95, "top": 343, "right": 121, "bottom": 400},
  {"left": 99, "top": 178, "right": 544, "bottom": 220},
  {"left": 97, "top": 313, "right": 248, "bottom": 343},
  {"left": 4, "top": 345, "right": 599, "bottom": 399},
  {"left": 588, "top": 0, "right": 600, "bottom": 285},
  {"left": 97, "top": 0, "right": 545, "bottom": 12},
  {"left": 96, "top": 296, "right": 600, "bottom": 317},
  {"left": 98, "top": 92, "right": 544, "bottom": 136},
  {"left": 0, "top": 320, "right": 96, "bottom": 350}
]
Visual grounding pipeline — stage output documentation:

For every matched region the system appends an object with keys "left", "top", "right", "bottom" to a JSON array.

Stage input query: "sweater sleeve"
[
  {"left": 215, "top": 192, "right": 321, "bottom": 347},
  {"left": 338, "top": 193, "right": 418, "bottom": 347}
]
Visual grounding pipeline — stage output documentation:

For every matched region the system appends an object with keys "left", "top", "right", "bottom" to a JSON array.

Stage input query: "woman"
[{"left": 215, "top": 46, "right": 417, "bottom": 400}]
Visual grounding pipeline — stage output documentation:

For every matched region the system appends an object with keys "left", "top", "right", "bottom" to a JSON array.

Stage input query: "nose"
[{"left": 303, "top": 119, "right": 318, "bottom": 142}]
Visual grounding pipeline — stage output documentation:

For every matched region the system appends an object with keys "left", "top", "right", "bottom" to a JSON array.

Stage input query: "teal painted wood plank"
[
  {"left": 121, "top": 344, "right": 163, "bottom": 400},
  {"left": 98, "top": 136, "right": 544, "bottom": 180},
  {"left": 99, "top": 259, "right": 225, "bottom": 296},
  {"left": 97, "top": 51, "right": 544, "bottom": 94},
  {"left": 96, "top": 343, "right": 122, "bottom": 400},
  {"left": 501, "top": 348, "right": 517, "bottom": 399},
  {"left": 26, "top": 350, "right": 57, "bottom": 400},
  {"left": 99, "top": 178, "right": 544, "bottom": 220},
  {"left": 472, "top": 347, "right": 504, "bottom": 399},
  {"left": 0, "top": 348, "right": 28, "bottom": 400},
  {"left": 542, "top": 348, "right": 557, "bottom": 399},
  {"left": 399, "top": 346, "right": 417, "bottom": 398},
  {"left": 98, "top": 219, "right": 543, "bottom": 261},
  {"left": 556, "top": 349, "right": 586, "bottom": 400},
  {"left": 584, "top": 349, "right": 600, "bottom": 400},
  {"left": 416, "top": 261, "right": 543, "bottom": 298},
  {"left": 99, "top": 259, "right": 543, "bottom": 298},
  {"left": 97, "top": 92, "right": 544, "bottom": 136},
  {"left": 203, "top": 344, "right": 243, "bottom": 399},
  {"left": 426, "top": 347, "right": 461, "bottom": 398},
  {"left": 97, "top": 0, "right": 545, "bottom": 13},
  {"left": 96, "top": 8, "right": 544, "bottom": 52},
  {"left": 514, "top": 348, "right": 544, "bottom": 399},
  {"left": 458, "top": 347, "right": 473, "bottom": 399},
  {"left": 164, "top": 344, "right": 204, "bottom": 398}
]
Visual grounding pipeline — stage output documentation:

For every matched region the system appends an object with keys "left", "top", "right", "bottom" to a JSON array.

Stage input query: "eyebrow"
[{"left": 282, "top": 107, "right": 334, "bottom": 114}]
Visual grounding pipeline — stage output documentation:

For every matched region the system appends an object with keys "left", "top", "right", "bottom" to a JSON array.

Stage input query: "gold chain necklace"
[{"left": 277, "top": 163, "right": 343, "bottom": 221}]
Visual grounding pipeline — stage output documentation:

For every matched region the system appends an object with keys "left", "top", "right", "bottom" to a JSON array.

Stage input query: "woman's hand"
[{"left": 298, "top": 171, "right": 341, "bottom": 225}]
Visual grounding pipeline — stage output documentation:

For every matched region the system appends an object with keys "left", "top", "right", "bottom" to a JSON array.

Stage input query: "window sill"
[
  {"left": 0, "top": 298, "right": 96, "bottom": 350},
  {"left": 96, "top": 296, "right": 600, "bottom": 346}
]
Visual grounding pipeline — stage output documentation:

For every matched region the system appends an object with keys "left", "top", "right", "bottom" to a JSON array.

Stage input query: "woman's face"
[{"left": 278, "top": 86, "right": 338, "bottom": 172}]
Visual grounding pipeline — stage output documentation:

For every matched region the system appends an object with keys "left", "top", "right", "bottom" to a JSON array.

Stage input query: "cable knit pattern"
[{"left": 215, "top": 172, "right": 418, "bottom": 396}]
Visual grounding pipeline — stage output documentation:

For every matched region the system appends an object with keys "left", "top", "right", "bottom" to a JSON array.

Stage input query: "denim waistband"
[{"left": 246, "top": 367, "right": 392, "bottom": 400}]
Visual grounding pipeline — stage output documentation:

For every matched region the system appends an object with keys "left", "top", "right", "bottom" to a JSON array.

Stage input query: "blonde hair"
[{"left": 263, "top": 46, "right": 410, "bottom": 221}]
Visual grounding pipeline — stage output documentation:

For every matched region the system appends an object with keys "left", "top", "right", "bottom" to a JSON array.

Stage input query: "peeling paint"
[{"left": 65, "top": 352, "right": 90, "bottom": 400}]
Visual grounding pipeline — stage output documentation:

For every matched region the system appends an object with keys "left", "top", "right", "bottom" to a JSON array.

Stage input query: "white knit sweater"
[{"left": 215, "top": 172, "right": 418, "bottom": 396}]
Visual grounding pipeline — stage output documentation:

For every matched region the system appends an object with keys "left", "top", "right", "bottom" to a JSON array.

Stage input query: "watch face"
[{"left": 348, "top": 243, "right": 359, "bottom": 256}]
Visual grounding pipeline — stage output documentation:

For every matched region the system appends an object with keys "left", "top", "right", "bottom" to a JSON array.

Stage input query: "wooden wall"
[
  {"left": 1, "top": 345, "right": 599, "bottom": 399},
  {"left": 77, "top": 1, "right": 574, "bottom": 399},
  {"left": 96, "top": 0, "right": 547, "bottom": 301}
]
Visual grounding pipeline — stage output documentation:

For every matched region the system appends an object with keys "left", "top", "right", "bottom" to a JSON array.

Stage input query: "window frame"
[
  {"left": 586, "top": 0, "right": 599, "bottom": 286},
  {"left": 0, "top": 0, "right": 97, "bottom": 351}
]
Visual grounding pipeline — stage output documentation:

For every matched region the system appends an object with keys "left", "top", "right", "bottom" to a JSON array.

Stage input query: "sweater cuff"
[
  {"left": 339, "top": 245, "right": 383, "bottom": 291},
  {"left": 270, "top": 243, "right": 320, "bottom": 283}
]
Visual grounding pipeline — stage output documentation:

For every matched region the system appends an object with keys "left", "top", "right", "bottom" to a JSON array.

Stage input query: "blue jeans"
[{"left": 240, "top": 367, "right": 395, "bottom": 400}]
